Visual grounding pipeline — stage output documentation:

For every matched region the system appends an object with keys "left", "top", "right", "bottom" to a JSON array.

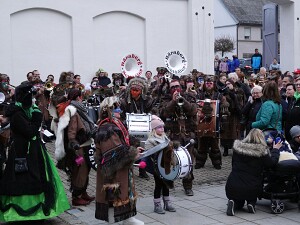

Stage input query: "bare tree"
[{"left": 214, "top": 36, "right": 235, "bottom": 57}]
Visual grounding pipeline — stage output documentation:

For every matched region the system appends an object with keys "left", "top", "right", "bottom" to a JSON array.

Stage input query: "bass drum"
[
  {"left": 196, "top": 99, "right": 220, "bottom": 138},
  {"left": 85, "top": 142, "right": 97, "bottom": 171},
  {"left": 157, "top": 146, "right": 192, "bottom": 181}
]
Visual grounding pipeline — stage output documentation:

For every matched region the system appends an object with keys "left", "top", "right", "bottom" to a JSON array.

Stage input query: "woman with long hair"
[
  {"left": 252, "top": 81, "right": 283, "bottom": 131},
  {"left": 225, "top": 128, "right": 280, "bottom": 216}
]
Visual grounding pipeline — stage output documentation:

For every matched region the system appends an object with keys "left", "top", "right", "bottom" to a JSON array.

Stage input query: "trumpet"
[
  {"left": 176, "top": 93, "right": 184, "bottom": 106},
  {"left": 75, "top": 83, "right": 85, "bottom": 92}
]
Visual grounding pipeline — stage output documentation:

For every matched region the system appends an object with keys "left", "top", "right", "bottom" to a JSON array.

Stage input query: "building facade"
[{"left": 0, "top": 0, "right": 214, "bottom": 85}]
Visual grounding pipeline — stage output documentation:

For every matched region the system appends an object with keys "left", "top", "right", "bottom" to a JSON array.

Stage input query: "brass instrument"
[
  {"left": 75, "top": 83, "right": 85, "bottom": 92},
  {"left": 176, "top": 93, "right": 184, "bottom": 106},
  {"left": 44, "top": 81, "right": 54, "bottom": 91}
]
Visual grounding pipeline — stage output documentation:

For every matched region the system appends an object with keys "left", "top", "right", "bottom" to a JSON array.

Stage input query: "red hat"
[{"left": 294, "top": 68, "right": 300, "bottom": 74}]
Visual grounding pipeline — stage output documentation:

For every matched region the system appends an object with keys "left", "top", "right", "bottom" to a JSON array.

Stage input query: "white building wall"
[
  {"left": 0, "top": 0, "right": 214, "bottom": 85},
  {"left": 279, "top": 1, "right": 300, "bottom": 72}
]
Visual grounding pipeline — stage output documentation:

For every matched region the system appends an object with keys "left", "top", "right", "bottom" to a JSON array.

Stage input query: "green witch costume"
[{"left": 0, "top": 84, "right": 69, "bottom": 222}]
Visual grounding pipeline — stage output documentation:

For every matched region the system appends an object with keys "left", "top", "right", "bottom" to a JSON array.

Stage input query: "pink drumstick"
[{"left": 133, "top": 161, "right": 147, "bottom": 169}]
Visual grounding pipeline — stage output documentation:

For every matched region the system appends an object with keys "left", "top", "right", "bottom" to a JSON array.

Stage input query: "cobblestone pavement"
[
  {"left": 43, "top": 141, "right": 232, "bottom": 225},
  {"left": 1, "top": 141, "right": 232, "bottom": 225}
]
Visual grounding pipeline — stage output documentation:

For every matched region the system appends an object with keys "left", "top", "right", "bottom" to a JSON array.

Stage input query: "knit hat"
[
  {"left": 151, "top": 115, "right": 164, "bottom": 130},
  {"left": 290, "top": 125, "right": 300, "bottom": 139}
]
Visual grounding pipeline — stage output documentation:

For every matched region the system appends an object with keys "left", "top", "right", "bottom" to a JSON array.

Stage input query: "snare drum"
[
  {"left": 126, "top": 113, "right": 151, "bottom": 142},
  {"left": 196, "top": 99, "right": 220, "bottom": 138},
  {"left": 157, "top": 146, "right": 192, "bottom": 181}
]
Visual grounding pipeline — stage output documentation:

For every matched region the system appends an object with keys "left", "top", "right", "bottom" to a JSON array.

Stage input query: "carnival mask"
[{"left": 130, "top": 88, "right": 142, "bottom": 99}]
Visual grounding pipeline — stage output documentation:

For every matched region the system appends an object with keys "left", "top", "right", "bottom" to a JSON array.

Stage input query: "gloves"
[{"left": 70, "top": 142, "right": 80, "bottom": 150}]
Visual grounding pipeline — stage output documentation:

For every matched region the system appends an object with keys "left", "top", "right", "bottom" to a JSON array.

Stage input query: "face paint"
[
  {"left": 130, "top": 88, "right": 142, "bottom": 99},
  {"left": 170, "top": 83, "right": 181, "bottom": 96},
  {"left": 1, "top": 82, "right": 8, "bottom": 90},
  {"left": 91, "top": 82, "right": 97, "bottom": 89}
]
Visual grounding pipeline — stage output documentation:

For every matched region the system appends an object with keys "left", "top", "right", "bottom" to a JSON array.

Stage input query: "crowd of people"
[{"left": 1, "top": 58, "right": 300, "bottom": 223}]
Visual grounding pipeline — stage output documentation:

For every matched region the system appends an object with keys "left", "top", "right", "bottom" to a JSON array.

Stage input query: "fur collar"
[
  {"left": 233, "top": 140, "right": 269, "bottom": 157},
  {"left": 54, "top": 105, "right": 76, "bottom": 160}
]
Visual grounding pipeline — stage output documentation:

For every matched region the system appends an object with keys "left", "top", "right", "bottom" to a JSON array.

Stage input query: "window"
[{"left": 244, "top": 27, "right": 251, "bottom": 40}]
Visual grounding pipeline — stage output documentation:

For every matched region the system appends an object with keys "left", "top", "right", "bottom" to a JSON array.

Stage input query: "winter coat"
[
  {"left": 225, "top": 140, "right": 279, "bottom": 201},
  {"left": 285, "top": 97, "right": 300, "bottom": 142},
  {"left": 95, "top": 120, "right": 138, "bottom": 223},
  {"left": 144, "top": 135, "right": 172, "bottom": 175},
  {"left": 251, "top": 53, "right": 262, "bottom": 70},
  {"left": 0, "top": 104, "right": 46, "bottom": 195},
  {"left": 252, "top": 100, "right": 282, "bottom": 131},
  {"left": 241, "top": 98, "right": 263, "bottom": 134}
]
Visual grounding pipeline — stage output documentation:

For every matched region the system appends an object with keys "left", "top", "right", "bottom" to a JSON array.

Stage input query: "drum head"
[{"left": 157, "top": 151, "right": 180, "bottom": 181}]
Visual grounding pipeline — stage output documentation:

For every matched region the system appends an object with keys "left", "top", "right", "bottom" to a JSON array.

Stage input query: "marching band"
[{"left": 0, "top": 50, "right": 294, "bottom": 224}]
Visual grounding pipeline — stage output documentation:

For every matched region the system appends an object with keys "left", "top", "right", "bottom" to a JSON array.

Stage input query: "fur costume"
[
  {"left": 126, "top": 77, "right": 148, "bottom": 103},
  {"left": 52, "top": 105, "right": 77, "bottom": 160}
]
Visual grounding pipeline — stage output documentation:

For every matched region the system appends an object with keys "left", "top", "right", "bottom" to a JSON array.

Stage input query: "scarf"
[
  {"left": 70, "top": 100, "right": 96, "bottom": 137},
  {"left": 294, "top": 91, "right": 300, "bottom": 101},
  {"left": 99, "top": 117, "right": 130, "bottom": 146},
  {"left": 15, "top": 102, "right": 41, "bottom": 119}
]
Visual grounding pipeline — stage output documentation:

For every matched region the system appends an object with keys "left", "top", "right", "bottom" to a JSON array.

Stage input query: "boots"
[
  {"left": 163, "top": 196, "right": 176, "bottom": 212},
  {"left": 72, "top": 196, "right": 89, "bottom": 206},
  {"left": 81, "top": 191, "right": 95, "bottom": 202},
  {"left": 223, "top": 147, "right": 228, "bottom": 157},
  {"left": 153, "top": 198, "right": 165, "bottom": 214}
]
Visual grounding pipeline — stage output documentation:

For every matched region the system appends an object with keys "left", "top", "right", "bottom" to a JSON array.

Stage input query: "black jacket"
[{"left": 225, "top": 140, "right": 279, "bottom": 201}]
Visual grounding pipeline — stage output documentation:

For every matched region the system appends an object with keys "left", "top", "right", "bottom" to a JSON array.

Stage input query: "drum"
[
  {"left": 126, "top": 113, "right": 151, "bottom": 142},
  {"left": 196, "top": 99, "right": 220, "bottom": 138},
  {"left": 85, "top": 141, "right": 97, "bottom": 171},
  {"left": 157, "top": 146, "right": 192, "bottom": 181}
]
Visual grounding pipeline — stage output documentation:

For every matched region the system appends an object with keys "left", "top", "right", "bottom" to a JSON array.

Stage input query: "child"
[{"left": 144, "top": 115, "right": 176, "bottom": 214}]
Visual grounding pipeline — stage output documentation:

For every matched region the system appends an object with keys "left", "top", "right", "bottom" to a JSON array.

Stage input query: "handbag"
[{"left": 15, "top": 158, "right": 28, "bottom": 173}]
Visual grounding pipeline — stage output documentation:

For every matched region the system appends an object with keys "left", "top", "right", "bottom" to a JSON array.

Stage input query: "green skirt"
[{"left": 0, "top": 150, "right": 70, "bottom": 222}]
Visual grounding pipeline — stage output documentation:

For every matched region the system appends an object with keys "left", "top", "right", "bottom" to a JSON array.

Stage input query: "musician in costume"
[
  {"left": 221, "top": 79, "right": 245, "bottom": 156},
  {"left": 195, "top": 76, "right": 222, "bottom": 170},
  {"left": 51, "top": 88, "right": 96, "bottom": 206},
  {"left": 160, "top": 79, "right": 197, "bottom": 196},
  {"left": 112, "top": 73, "right": 126, "bottom": 99},
  {"left": 0, "top": 73, "right": 14, "bottom": 105},
  {"left": 94, "top": 96, "right": 144, "bottom": 225},
  {"left": 0, "top": 84, "right": 69, "bottom": 222},
  {"left": 144, "top": 115, "right": 176, "bottom": 214},
  {"left": 120, "top": 77, "right": 155, "bottom": 179},
  {"left": 96, "top": 68, "right": 111, "bottom": 87}
]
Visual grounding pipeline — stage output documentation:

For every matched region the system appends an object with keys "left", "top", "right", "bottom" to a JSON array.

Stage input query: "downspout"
[{"left": 236, "top": 23, "right": 239, "bottom": 57}]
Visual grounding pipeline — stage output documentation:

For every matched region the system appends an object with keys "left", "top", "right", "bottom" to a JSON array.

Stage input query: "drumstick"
[{"left": 133, "top": 161, "right": 147, "bottom": 169}]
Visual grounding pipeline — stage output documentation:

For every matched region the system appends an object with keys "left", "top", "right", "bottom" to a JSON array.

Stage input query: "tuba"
[
  {"left": 120, "top": 53, "right": 143, "bottom": 78},
  {"left": 164, "top": 50, "right": 188, "bottom": 75}
]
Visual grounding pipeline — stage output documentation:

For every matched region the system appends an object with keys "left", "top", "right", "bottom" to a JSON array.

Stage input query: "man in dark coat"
[{"left": 160, "top": 79, "right": 197, "bottom": 196}]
